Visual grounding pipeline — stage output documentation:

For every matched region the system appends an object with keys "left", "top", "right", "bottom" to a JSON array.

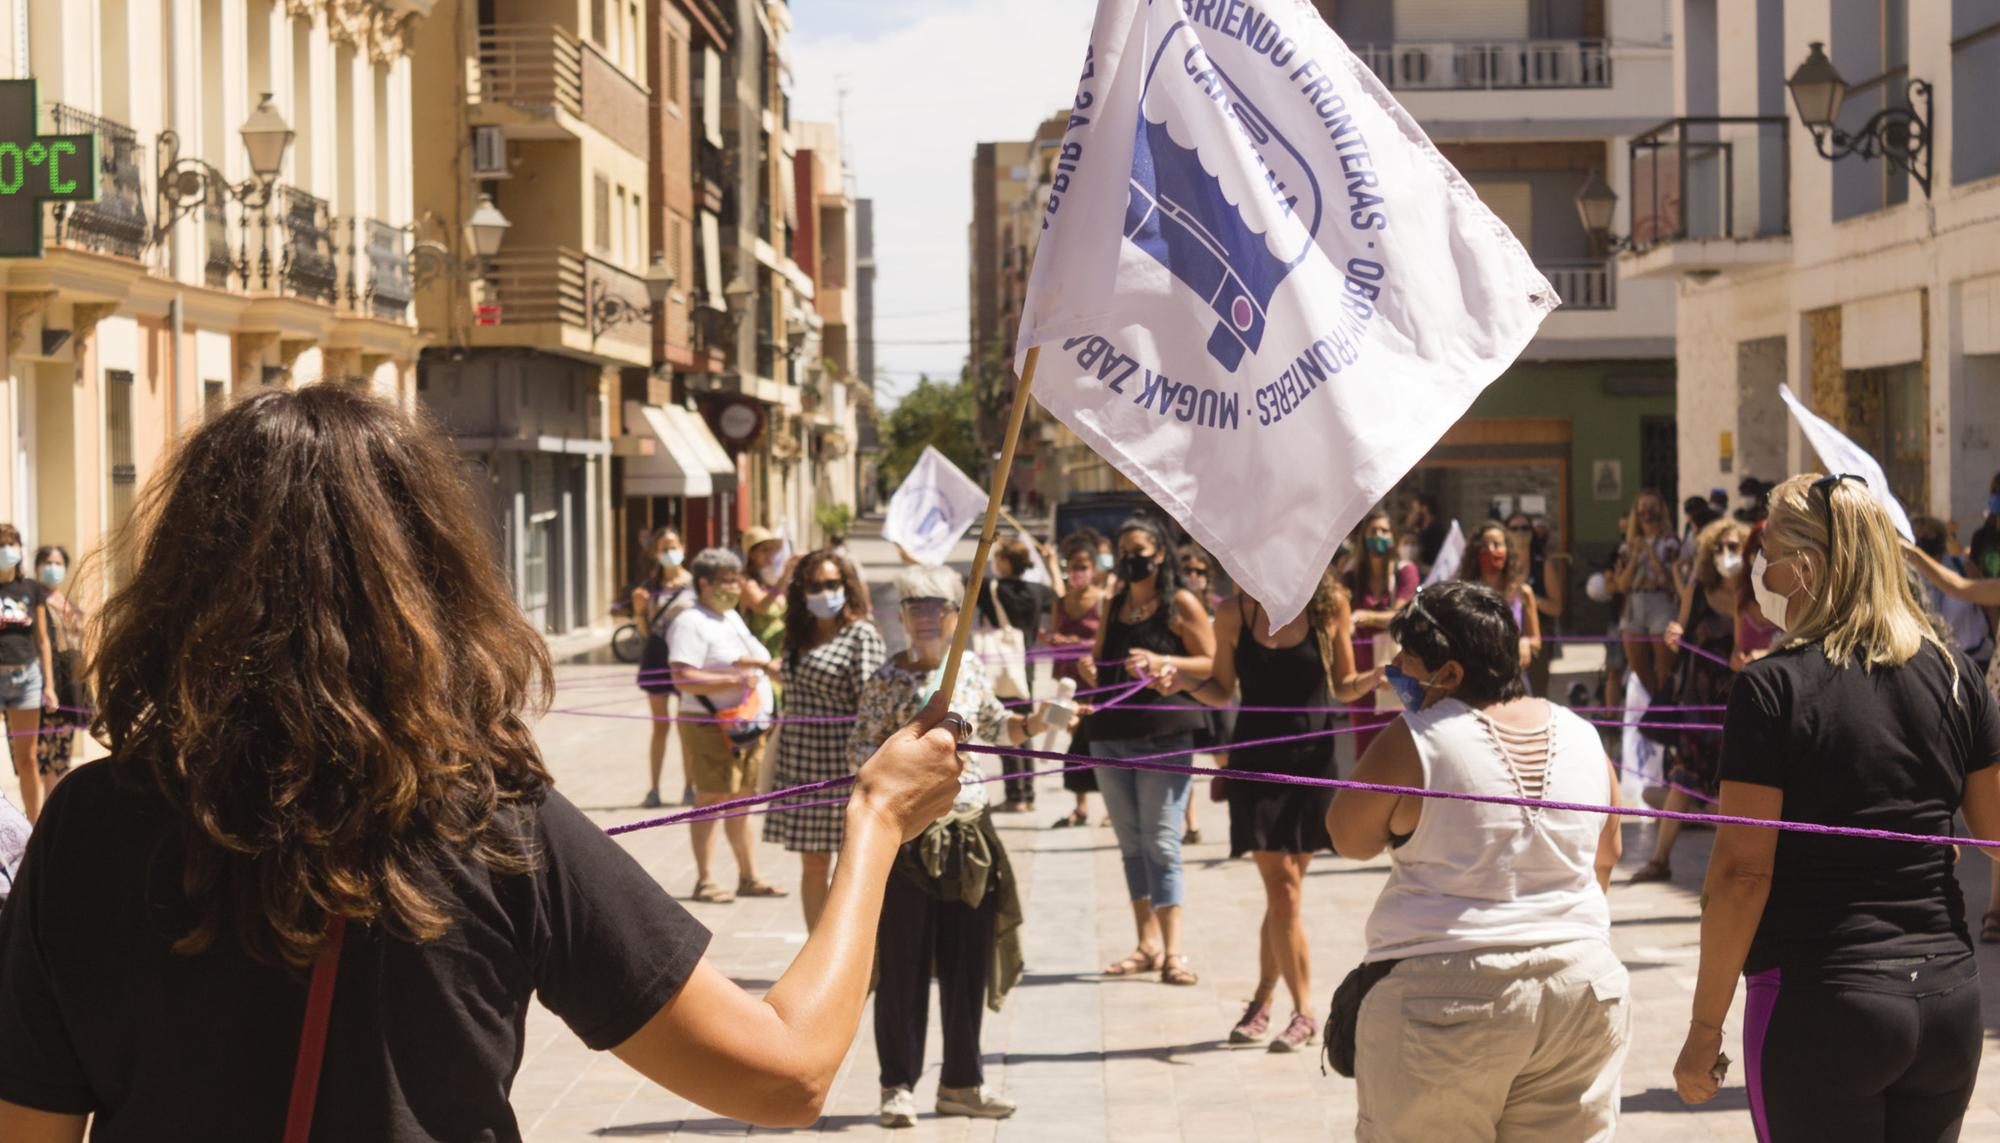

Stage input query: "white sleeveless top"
[{"left": 1362, "top": 698, "right": 1613, "bottom": 962}]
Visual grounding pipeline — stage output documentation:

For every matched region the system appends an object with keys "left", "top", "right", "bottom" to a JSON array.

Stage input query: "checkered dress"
[{"left": 762, "top": 621, "right": 888, "bottom": 852}]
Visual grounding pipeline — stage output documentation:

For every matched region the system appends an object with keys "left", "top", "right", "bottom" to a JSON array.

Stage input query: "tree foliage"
[{"left": 879, "top": 374, "right": 981, "bottom": 492}]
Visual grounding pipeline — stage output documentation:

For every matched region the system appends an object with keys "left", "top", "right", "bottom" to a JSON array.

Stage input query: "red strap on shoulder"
[{"left": 283, "top": 914, "right": 347, "bottom": 1143}]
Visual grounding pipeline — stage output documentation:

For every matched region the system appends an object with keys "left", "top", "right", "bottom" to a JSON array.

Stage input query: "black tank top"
[
  {"left": 1232, "top": 599, "right": 1336, "bottom": 761},
  {"left": 1091, "top": 592, "right": 1209, "bottom": 740}
]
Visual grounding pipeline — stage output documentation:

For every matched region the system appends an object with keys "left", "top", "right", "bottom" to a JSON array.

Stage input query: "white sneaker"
[
  {"left": 879, "top": 1086, "right": 916, "bottom": 1128},
  {"left": 936, "top": 1085, "right": 1018, "bottom": 1119}
]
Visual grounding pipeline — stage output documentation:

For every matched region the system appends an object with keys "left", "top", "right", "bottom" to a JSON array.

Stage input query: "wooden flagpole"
[{"left": 937, "top": 345, "right": 1042, "bottom": 703}]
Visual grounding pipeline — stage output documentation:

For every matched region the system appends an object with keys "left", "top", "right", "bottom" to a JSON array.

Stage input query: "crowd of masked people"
[{"left": 5, "top": 384, "right": 2000, "bottom": 1143}]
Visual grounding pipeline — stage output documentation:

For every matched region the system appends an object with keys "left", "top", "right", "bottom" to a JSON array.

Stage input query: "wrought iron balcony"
[
  {"left": 1627, "top": 117, "right": 1791, "bottom": 252},
  {"left": 277, "top": 187, "right": 339, "bottom": 304},
  {"left": 45, "top": 104, "right": 148, "bottom": 260},
  {"left": 1352, "top": 40, "right": 1611, "bottom": 91},
  {"left": 363, "top": 219, "right": 412, "bottom": 321}
]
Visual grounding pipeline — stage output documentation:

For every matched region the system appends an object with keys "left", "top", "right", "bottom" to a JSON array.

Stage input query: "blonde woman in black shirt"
[{"left": 1675, "top": 474, "right": 2000, "bottom": 1143}]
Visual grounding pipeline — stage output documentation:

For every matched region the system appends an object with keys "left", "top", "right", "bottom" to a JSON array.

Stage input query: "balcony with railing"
[
  {"left": 1541, "top": 260, "right": 1615, "bottom": 310},
  {"left": 473, "top": 247, "right": 651, "bottom": 363},
  {"left": 277, "top": 187, "right": 340, "bottom": 305},
  {"left": 45, "top": 103, "right": 149, "bottom": 261},
  {"left": 473, "top": 24, "right": 585, "bottom": 119},
  {"left": 1620, "top": 117, "right": 1791, "bottom": 280},
  {"left": 363, "top": 220, "right": 412, "bottom": 321},
  {"left": 1352, "top": 40, "right": 1611, "bottom": 91}
]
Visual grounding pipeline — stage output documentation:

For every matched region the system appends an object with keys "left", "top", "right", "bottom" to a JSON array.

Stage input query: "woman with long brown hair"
[
  {"left": 1163, "top": 565, "right": 1382, "bottom": 1051},
  {"left": 1612, "top": 489, "right": 1680, "bottom": 694},
  {"left": 0, "top": 386, "right": 964, "bottom": 1142},
  {"left": 1343, "top": 506, "right": 1418, "bottom": 755},
  {"left": 1460, "top": 519, "right": 1543, "bottom": 676},
  {"left": 764, "top": 550, "right": 885, "bottom": 931}
]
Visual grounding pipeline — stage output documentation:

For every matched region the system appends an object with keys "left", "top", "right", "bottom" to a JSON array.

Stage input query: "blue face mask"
[
  {"left": 805, "top": 588, "right": 846, "bottom": 620},
  {"left": 1094, "top": 552, "right": 1115, "bottom": 572},
  {"left": 1989, "top": 493, "right": 2000, "bottom": 519},
  {"left": 38, "top": 564, "right": 65, "bottom": 587},
  {"left": 1382, "top": 664, "right": 1436, "bottom": 715},
  {"left": 659, "top": 548, "right": 684, "bottom": 568}
]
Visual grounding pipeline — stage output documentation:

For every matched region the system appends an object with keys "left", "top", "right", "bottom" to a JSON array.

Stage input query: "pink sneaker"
[
  {"left": 1268, "top": 1011, "right": 1317, "bottom": 1053},
  {"left": 1229, "top": 1001, "right": 1272, "bottom": 1044}
]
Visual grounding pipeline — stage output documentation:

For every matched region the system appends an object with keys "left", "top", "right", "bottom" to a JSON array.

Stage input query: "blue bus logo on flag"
[{"left": 1122, "top": 22, "right": 1323, "bottom": 372}]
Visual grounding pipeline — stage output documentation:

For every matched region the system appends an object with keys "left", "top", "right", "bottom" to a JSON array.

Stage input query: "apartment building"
[
  {"left": 1626, "top": 0, "right": 2000, "bottom": 527},
  {"left": 411, "top": 0, "right": 709, "bottom": 634},
  {"left": 0, "top": 0, "right": 426, "bottom": 590},
  {"left": 792, "top": 118, "right": 860, "bottom": 531},
  {"left": 1316, "top": 0, "right": 1680, "bottom": 568}
]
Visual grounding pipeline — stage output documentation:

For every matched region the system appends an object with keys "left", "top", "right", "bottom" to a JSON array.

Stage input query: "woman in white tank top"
[{"left": 1326, "top": 581, "right": 1629, "bottom": 1143}]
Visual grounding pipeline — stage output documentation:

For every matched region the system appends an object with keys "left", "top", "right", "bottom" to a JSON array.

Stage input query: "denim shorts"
[
  {"left": 0, "top": 660, "right": 43, "bottom": 711},
  {"left": 1621, "top": 590, "right": 1676, "bottom": 636}
]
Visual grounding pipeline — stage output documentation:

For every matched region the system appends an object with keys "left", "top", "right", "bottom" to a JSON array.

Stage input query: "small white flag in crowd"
[
  {"left": 1777, "top": 383, "right": 1914, "bottom": 542},
  {"left": 1015, "top": 0, "right": 1556, "bottom": 625},
  {"left": 883, "top": 446, "right": 990, "bottom": 566},
  {"left": 1423, "top": 520, "right": 1467, "bottom": 587}
]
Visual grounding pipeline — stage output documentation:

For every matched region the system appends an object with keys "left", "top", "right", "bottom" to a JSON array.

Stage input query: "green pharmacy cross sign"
[{"left": 0, "top": 79, "right": 98, "bottom": 259}]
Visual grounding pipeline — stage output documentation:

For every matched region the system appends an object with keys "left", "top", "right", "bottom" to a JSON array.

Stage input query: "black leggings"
[
  {"left": 1746, "top": 953, "right": 1981, "bottom": 1143},
  {"left": 873, "top": 861, "right": 996, "bottom": 1090}
]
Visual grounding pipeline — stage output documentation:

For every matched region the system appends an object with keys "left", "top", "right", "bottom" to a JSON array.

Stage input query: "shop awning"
[
  {"left": 623, "top": 401, "right": 713, "bottom": 498},
  {"left": 662, "top": 403, "right": 738, "bottom": 495}
]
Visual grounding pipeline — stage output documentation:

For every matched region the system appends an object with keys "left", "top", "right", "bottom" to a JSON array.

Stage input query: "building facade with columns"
[
  {"left": 1626, "top": 0, "right": 2000, "bottom": 529},
  {"left": 0, "top": 0, "right": 426, "bottom": 593}
]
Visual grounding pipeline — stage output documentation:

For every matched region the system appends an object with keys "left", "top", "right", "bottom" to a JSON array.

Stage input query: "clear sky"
[{"left": 791, "top": 0, "right": 1094, "bottom": 407}]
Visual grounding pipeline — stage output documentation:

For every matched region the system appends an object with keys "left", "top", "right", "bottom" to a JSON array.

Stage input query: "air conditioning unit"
[{"left": 472, "top": 126, "right": 509, "bottom": 179}]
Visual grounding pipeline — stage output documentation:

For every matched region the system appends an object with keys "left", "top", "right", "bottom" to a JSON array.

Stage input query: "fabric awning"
[
  {"left": 662, "top": 404, "right": 738, "bottom": 495},
  {"left": 699, "top": 211, "right": 725, "bottom": 312},
  {"left": 623, "top": 401, "right": 712, "bottom": 498}
]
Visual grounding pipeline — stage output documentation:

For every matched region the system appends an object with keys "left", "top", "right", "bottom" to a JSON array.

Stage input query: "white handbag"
[{"left": 972, "top": 579, "right": 1030, "bottom": 700}]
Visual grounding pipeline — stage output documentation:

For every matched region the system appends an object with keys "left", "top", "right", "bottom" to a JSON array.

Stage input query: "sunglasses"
[
  {"left": 1812, "top": 473, "right": 1868, "bottom": 539},
  {"left": 1181, "top": 564, "right": 1210, "bottom": 576},
  {"left": 900, "top": 597, "right": 953, "bottom": 617}
]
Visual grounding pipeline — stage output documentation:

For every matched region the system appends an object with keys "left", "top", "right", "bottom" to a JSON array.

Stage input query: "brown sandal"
[
  {"left": 1161, "top": 955, "right": 1199, "bottom": 986},
  {"left": 1628, "top": 861, "right": 1673, "bottom": 884},
  {"left": 692, "top": 880, "right": 735, "bottom": 904},
  {"left": 736, "top": 879, "right": 790, "bottom": 898},
  {"left": 1103, "top": 948, "right": 1163, "bottom": 977}
]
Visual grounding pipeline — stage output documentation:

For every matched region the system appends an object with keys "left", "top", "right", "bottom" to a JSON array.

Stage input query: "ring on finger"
[{"left": 939, "top": 713, "right": 971, "bottom": 742}]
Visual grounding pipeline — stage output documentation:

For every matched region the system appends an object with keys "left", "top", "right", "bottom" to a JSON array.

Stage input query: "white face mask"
[
  {"left": 1750, "top": 552, "right": 1793, "bottom": 631},
  {"left": 1715, "top": 551, "right": 1744, "bottom": 580}
]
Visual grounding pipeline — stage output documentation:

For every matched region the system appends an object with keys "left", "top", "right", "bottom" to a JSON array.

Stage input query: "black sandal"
[{"left": 1052, "top": 809, "right": 1088, "bottom": 828}]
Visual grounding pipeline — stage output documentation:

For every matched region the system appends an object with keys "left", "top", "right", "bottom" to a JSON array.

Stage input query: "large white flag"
[
  {"left": 882, "top": 446, "right": 990, "bottom": 566},
  {"left": 1777, "top": 383, "right": 1914, "bottom": 542},
  {"left": 1016, "top": 0, "right": 1556, "bottom": 625}
]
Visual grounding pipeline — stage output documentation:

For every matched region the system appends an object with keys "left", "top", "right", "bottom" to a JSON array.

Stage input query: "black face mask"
[
  {"left": 1118, "top": 552, "right": 1158, "bottom": 583},
  {"left": 1917, "top": 537, "right": 1947, "bottom": 560}
]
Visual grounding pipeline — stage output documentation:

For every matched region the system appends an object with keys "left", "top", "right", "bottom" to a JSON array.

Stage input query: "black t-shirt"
[
  {"left": 0, "top": 576, "right": 47, "bottom": 665},
  {"left": 0, "top": 760, "right": 711, "bottom": 1141},
  {"left": 977, "top": 578, "right": 1055, "bottom": 638},
  {"left": 1721, "top": 640, "right": 2000, "bottom": 974}
]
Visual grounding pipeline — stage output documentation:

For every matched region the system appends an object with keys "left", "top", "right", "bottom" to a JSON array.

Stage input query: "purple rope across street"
[{"left": 611, "top": 725, "right": 1992, "bottom": 848}]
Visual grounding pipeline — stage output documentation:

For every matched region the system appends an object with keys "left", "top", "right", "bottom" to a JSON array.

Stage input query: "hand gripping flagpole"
[{"left": 937, "top": 346, "right": 1042, "bottom": 704}]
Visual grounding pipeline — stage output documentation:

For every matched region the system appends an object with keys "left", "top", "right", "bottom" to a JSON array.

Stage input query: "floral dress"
[
  {"left": 763, "top": 621, "right": 887, "bottom": 852},
  {"left": 35, "top": 593, "right": 85, "bottom": 779},
  {"left": 848, "top": 655, "right": 1010, "bottom": 817}
]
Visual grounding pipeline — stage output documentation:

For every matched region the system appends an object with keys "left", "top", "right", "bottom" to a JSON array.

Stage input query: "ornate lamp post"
[
  {"left": 589, "top": 253, "right": 674, "bottom": 344},
  {"left": 1786, "top": 41, "right": 1932, "bottom": 198},
  {"left": 154, "top": 93, "right": 295, "bottom": 282}
]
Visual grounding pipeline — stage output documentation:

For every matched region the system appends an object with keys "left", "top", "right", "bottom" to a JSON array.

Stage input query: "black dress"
[{"left": 1227, "top": 600, "right": 1337, "bottom": 856}]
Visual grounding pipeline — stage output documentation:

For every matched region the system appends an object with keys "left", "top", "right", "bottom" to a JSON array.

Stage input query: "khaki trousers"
[{"left": 1355, "top": 939, "right": 1631, "bottom": 1143}]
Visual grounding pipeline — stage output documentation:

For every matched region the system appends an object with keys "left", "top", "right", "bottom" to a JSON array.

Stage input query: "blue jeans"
[{"left": 1090, "top": 733, "right": 1195, "bottom": 909}]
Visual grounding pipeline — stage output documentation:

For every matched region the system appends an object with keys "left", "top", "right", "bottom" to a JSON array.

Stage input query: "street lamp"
[
  {"left": 153, "top": 92, "right": 295, "bottom": 246},
  {"left": 588, "top": 253, "right": 674, "bottom": 343},
  {"left": 1573, "top": 168, "right": 1636, "bottom": 253},
  {"left": 1786, "top": 41, "right": 1932, "bottom": 198},
  {"left": 410, "top": 195, "right": 512, "bottom": 291}
]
